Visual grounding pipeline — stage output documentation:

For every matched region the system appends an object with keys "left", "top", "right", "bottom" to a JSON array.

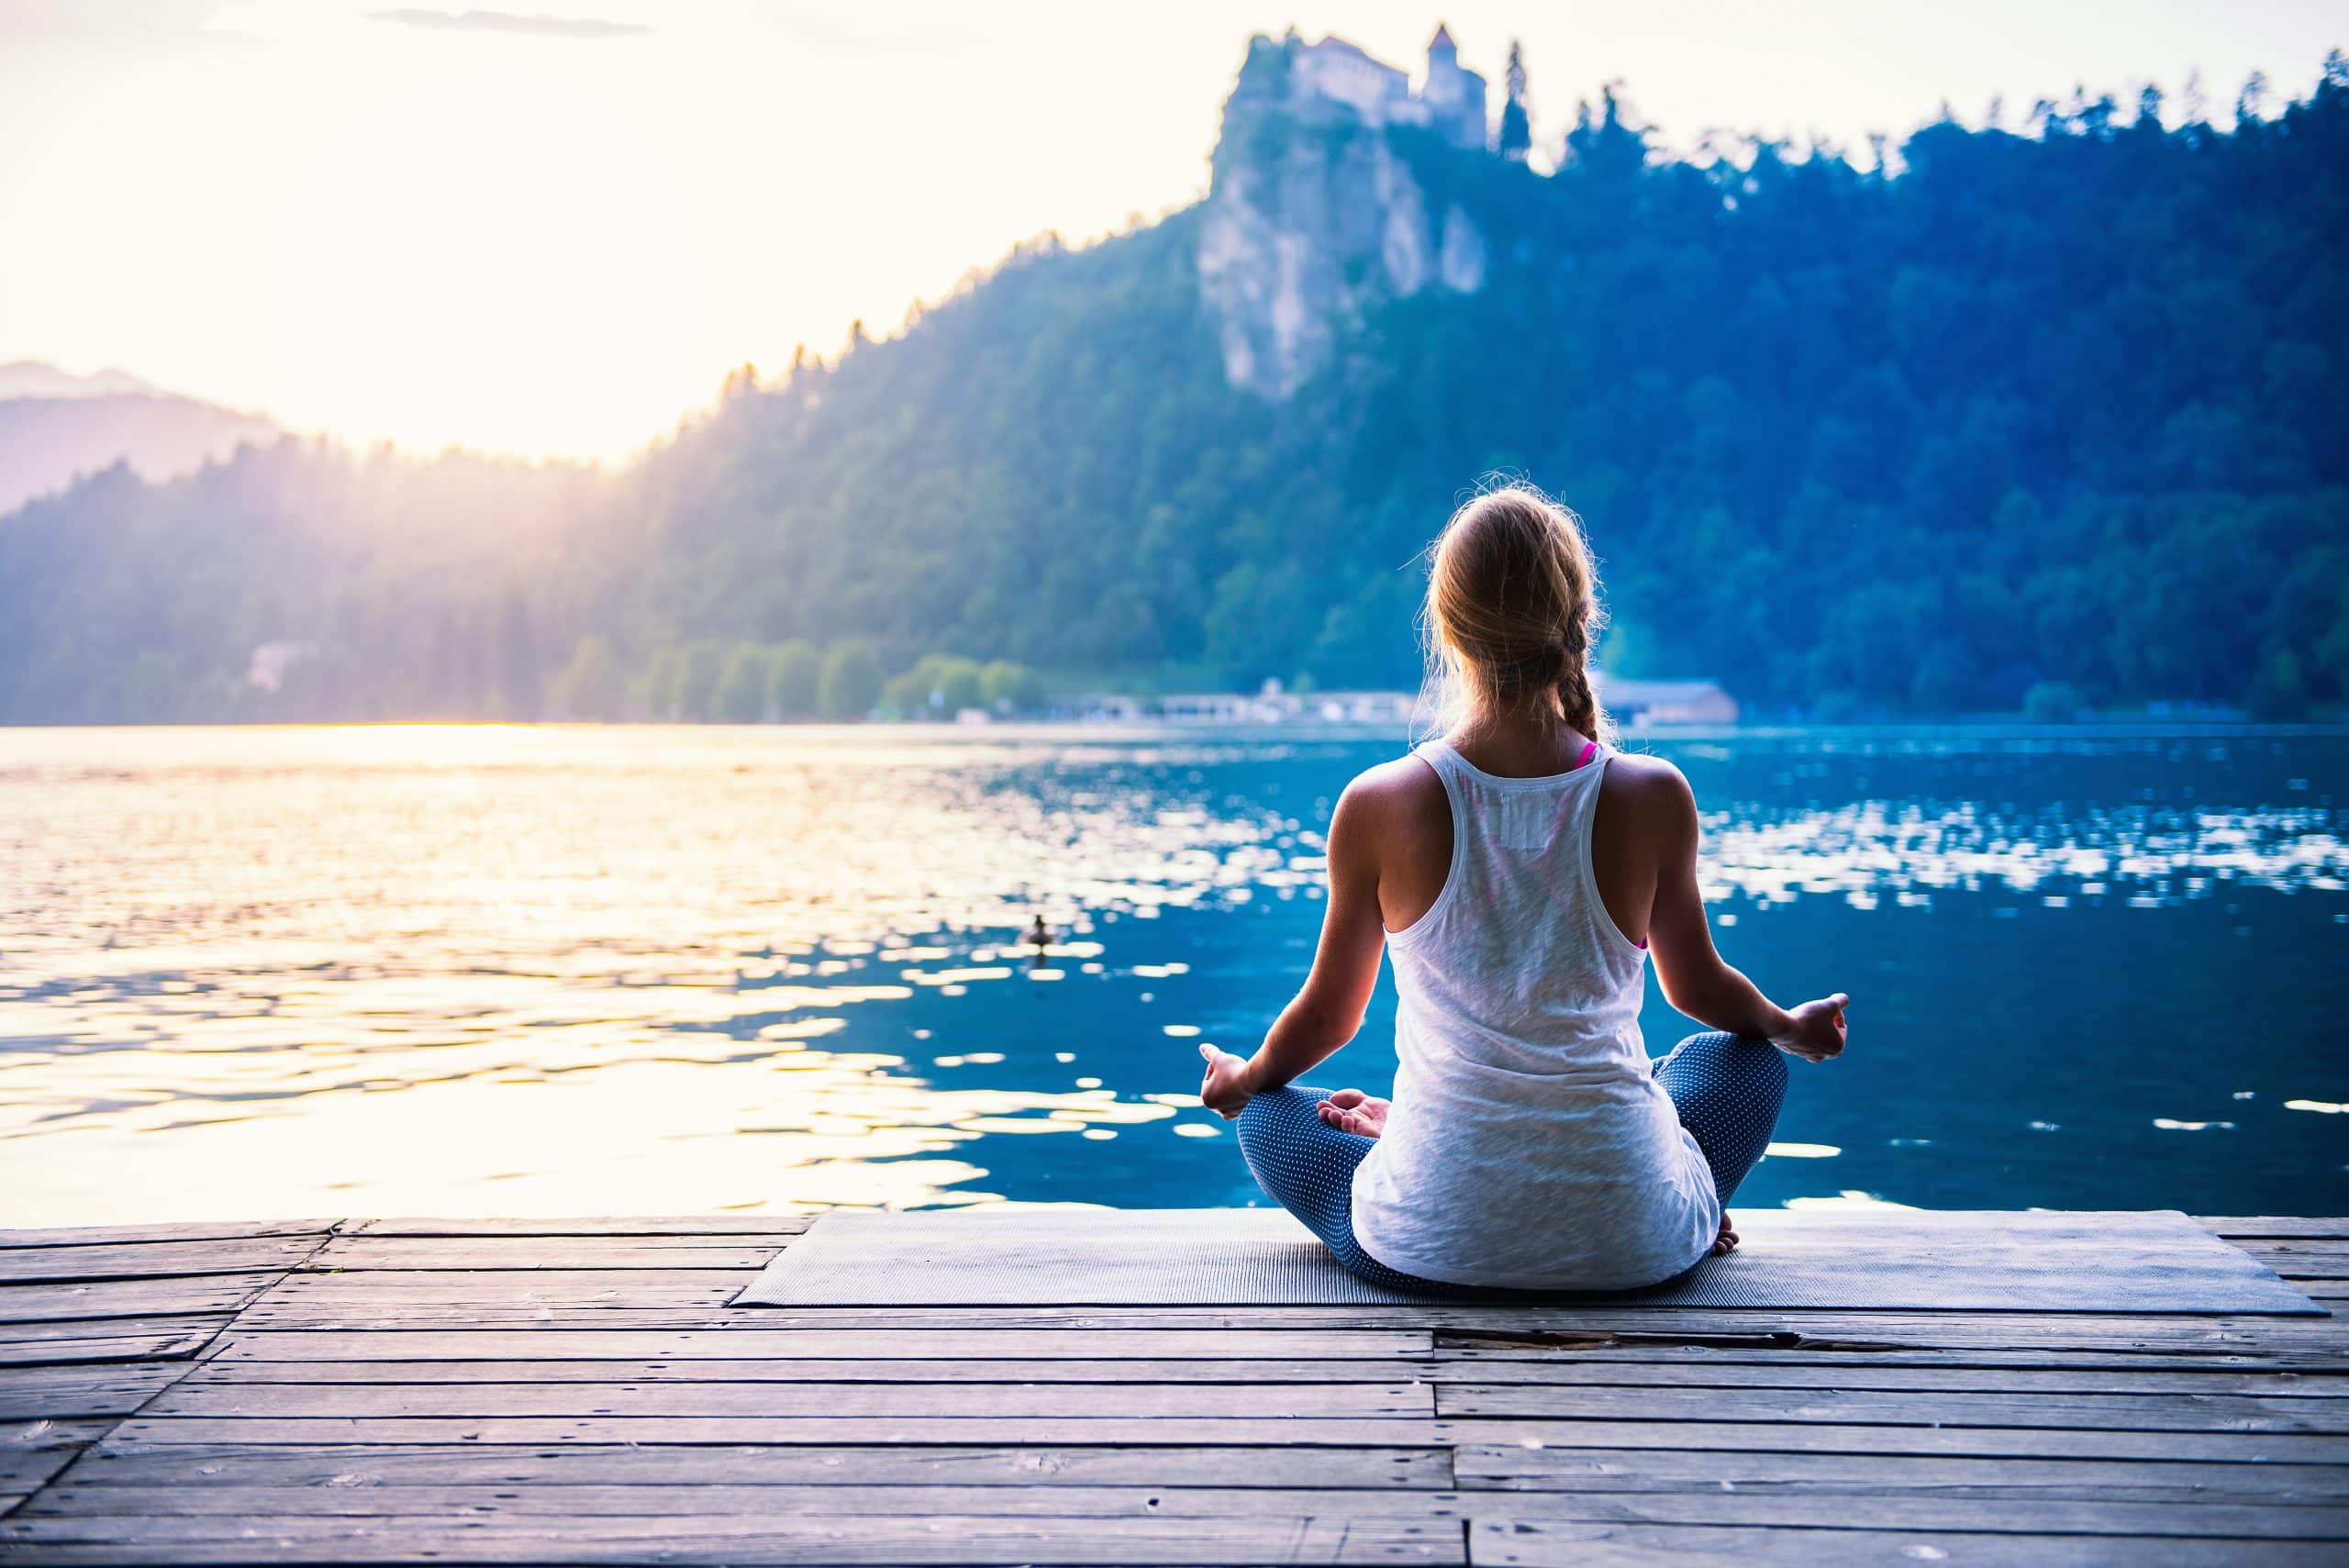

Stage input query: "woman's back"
[
  {"left": 1349, "top": 735, "right": 1721, "bottom": 1290},
  {"left": 1202, "top": 480, "right": 1846, "bottom": 1297}
]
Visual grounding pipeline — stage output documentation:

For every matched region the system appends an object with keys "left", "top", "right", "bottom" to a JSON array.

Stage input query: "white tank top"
[{"left": 1350, "top": 738, "right": 1721, "bottom": 1290}]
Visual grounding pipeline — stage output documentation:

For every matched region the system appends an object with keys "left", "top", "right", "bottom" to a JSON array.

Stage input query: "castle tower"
[{"left": 1420, "top": 22, "right": 1488, "bottom": 150}]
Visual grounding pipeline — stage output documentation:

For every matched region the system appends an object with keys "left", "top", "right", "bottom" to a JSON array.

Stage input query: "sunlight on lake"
[{"left": 3, "top": 724, "right": 2343, "bottom": 1224}]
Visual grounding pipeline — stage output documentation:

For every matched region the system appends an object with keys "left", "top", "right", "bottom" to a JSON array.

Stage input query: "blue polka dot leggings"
[{"left": 1234, "top": 1031, "right": 1788, "bottom": 1293}]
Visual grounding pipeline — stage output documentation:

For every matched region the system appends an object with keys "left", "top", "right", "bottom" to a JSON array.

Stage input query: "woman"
[{"left": 1198, "top": 484, "right": 1848, "bottom": 1293}]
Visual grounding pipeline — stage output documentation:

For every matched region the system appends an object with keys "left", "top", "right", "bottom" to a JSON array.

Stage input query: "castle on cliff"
[
  {"left": 1199, "top": 24, "right": 1497, "bottom": 398},
  {"left": 1276, "top": 23, "right": 1490, "bottom": 150}
]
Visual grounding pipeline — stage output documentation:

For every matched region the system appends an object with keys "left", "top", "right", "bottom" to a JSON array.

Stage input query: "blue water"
[{"left": 2, "top": 724, "right": 2343, "bottom": 1225}]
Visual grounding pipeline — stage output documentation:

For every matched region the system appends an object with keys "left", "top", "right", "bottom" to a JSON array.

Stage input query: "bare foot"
[
  {"left": 1318, "top": 1088, "right": 1390, "bottom": 1140},
  {"left": 1709, "top": 1212, "right": 1741, "bottom": 1257}
]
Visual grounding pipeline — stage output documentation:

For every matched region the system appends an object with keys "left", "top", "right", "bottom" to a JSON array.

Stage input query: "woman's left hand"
[{"left": 1198, "top": 1044, "right": 1257, "bottom": 1119}]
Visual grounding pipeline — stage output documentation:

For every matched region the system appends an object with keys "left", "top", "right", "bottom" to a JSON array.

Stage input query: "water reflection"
[{"left": 1, "top": 724, "right": 2342, "bottom": 1223}]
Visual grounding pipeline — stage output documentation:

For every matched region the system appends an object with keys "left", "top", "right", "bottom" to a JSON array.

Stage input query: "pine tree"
[{"left": 1499, "top": 40, "right": 1532, "bottom": 161}]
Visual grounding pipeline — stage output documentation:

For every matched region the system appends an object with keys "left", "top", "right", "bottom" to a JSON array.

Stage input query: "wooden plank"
[
  {"left": 0, "top": 1318, "right": 228, "bottom": 1367},
  {"left": 31, "top": 1481, "right": 2349, "bottom": 1541},
  {"left": 22, "top": 1483, "right": 1474, "bottom": 1518},
  {"left": 711, "top": 1302, "right": 2339, "bottom": 1346},
  {"left": 1468, "top": 1518, "right": 2338, "bottom": 1565},
  {"left": 0, "top": 1318, "right": 233, "bottom": 1349},
  {"left": 1461, "top": 1490, "right": 2349, "bottom": 1539},
  {"left": 233, "top": 1277, "right": 2349, "bottom": 1343},
  {"left": 63, "top": 1441, "right": 1459, "bottom": 1489},
  {"left": 0, "top": 1278, "right": 267, "bottom": 1324},
  {"left": 0, "top": 1365, "right": 187, "bottom": 1420},
  {"left": 303, "top": 1238, "right": 789, "bottom": 1271},
  {"left": 1421, "top": 1362, "right": 2348, "bottom": 1398},
  {"left": 1452, "top": 1442, "right": 2349, "bottom": 1502},
  {"left": 1435, "top": 1382, "right": 2349, "bottom": 1432},
  {"left": 227, "top": 1301, "right": 2349, "bottom": 1353},
  {"left": 143, "top": 1381, "right": 1436, "bottom": 1419},
  {"left": 0, "top": 1240, "right": 321, "bottom": 1285},
  {"left": 213, "top": 1328, "right": 1437, "bottom": 1362},
  {"left": 0, "top": 1512, "right": 1464, "bottom": 1564},
  {"left": 208, "top": 1312, "right": 2349, "bottom": 1370},
  {"left": 105, "top": 1416, "right": 1447, "bottom": 1446},
  {"left": 2245, "top": 1241, "right": 2349, "bottom": 1264},
  {"left": 173, "top": 1356, "right": 2349, "bottom": 1396},
  {"left": 0, "top": 1223, "right": 335, "bottom": 1250},
  {"left": 1434, "top": 1418, "right": 2349, "bottom": 1463},
  {"left": 1430, "top": 1339, "right": 2349, "bottom": 1374},
  {"left": 250, "top": 1270, "right": 750, "bottom": 1304},
  {"left": 2, "top": 1447, "right": 83, "bottom": 1500},
  {"left": 1, "top": 1338, "right": 213, "bottom": 1371},
  {"left": 2199, "top": 1218, "right": 2349, "bottom": 1240},
  {"left": 1413, "top": 1311, "right": 2349, "bottom": 1355},
  {"left": 1, "top": 1422, "right": 119, "bottom": 1490},
  {"left": 228, "top": 1307, "right": 845, "bottom": 1329},
  {"left": 190, "top": 1357, "right": 1440, "bottom": 1385},
  {"left": 345, "top": 1217, "right": 815, "bottom": 1238}
]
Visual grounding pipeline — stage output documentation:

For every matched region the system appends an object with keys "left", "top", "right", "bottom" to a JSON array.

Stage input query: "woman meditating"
[{"left": 1197, "top": 484, "right": 1848, "bottom": 1292}]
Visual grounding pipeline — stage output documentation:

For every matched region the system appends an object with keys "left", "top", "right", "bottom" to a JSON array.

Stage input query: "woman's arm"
[
  {"left": 1199, "top": 779, "right": 1391, "bottom": 1117},
  {"left": 1640, "top": 762, "right": 1849, "bottom": 1063}
]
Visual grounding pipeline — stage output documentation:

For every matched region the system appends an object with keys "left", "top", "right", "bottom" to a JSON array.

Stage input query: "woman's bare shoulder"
[
  {"left": 1333, "top": 753, "right": 1447, "bottom": 836},
  {"left": 1604, "top": 749, "right": 1690, "bottom": 790},
  {"left": 1600, "top": 750, "right": 1698, "bottom": 824}
]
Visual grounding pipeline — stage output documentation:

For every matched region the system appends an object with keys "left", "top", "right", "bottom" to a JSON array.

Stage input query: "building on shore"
[
  {"left": 1055, "top": 677, "right": 1736, "bottom": 728},
  {"left": 1593, "top": 676, "right": 1741, "bottom": 727}
]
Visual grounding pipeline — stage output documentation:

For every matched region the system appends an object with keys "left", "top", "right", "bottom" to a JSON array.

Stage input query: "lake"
[{"left": 3, "top": 723, "right": 2343, "bottom": 1226}]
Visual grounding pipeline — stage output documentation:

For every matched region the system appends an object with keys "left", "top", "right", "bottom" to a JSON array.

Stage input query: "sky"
[{"left": 1, "top": 1, "right": 2338, "bottom": 461}]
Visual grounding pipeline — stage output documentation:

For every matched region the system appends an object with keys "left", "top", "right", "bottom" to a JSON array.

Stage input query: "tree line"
[
  {"left": 0, "top": 54, "right": 2342, "bottom": 723},
  {"left": 552, "top": 637, "right": 1044, "bottom": 722}
]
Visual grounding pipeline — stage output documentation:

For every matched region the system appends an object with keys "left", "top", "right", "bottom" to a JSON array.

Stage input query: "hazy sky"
[{"left": 2, "top": 1, "right": 2337, "bottom": 460}]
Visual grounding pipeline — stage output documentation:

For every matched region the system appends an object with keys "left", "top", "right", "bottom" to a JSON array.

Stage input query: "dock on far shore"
[{"left": 2, "top": 1212, "right": 2345, "bottom": 1563}]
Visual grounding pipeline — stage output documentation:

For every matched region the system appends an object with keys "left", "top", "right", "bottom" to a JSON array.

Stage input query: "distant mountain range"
[{"left": 0, "top": 361, "right": 281, "bottom": 516}]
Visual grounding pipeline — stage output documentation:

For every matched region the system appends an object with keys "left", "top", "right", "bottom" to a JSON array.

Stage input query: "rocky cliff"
[{"left": 1197, "top": 33, "right": 1489, "bottom": 399}]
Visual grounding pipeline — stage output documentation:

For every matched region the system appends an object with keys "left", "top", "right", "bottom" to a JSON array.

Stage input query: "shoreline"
[{"left": 1, "top": 717, "right": 2345, "bottom": 740}]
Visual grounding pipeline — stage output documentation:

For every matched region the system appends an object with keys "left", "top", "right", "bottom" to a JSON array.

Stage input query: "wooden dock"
[{"left": 2, "top": 1213, "right": 2344, "bottom": 1563}]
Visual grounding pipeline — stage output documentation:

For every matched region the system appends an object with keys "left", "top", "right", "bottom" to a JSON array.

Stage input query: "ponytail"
[{"left": 1426, "top": 480, "right": 1615, "bottom": 744}]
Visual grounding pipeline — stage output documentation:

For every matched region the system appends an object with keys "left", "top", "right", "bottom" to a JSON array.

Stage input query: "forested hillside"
[{"left": 3, "top": 52, "right": 2343, "bottom": 723}]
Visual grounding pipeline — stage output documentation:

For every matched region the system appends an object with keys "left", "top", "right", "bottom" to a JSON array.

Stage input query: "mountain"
[
  {"left": 0, "top": 362, "right": 282, "bottom": 516},
  {"left": 0, "top": 362, "right": 161, "bottom": 400},
  {"left": 2, "top": 35, "right": 2344, "bottom": 725}
]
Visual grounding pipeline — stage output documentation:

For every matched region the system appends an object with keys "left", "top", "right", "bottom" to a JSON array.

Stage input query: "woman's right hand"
[
  {"left": 1773, "top": 994, "right": 1849, "bottom": 1062},
  {"left": 1198, "top": 1044, "right": 1258, "bottom": 1119},
  {"left": 1317, "top": 1088, "right": 1390, "bottom": 1140}
]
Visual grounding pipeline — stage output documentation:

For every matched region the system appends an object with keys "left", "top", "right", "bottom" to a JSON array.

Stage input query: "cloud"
[{"left": 364, "top": 8, "right": 650, "bottom": 39}]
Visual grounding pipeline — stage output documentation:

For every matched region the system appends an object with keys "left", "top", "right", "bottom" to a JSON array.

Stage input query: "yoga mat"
[{"left": 734, "top": 1207, "right": 2322, "bottom": 1314}]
